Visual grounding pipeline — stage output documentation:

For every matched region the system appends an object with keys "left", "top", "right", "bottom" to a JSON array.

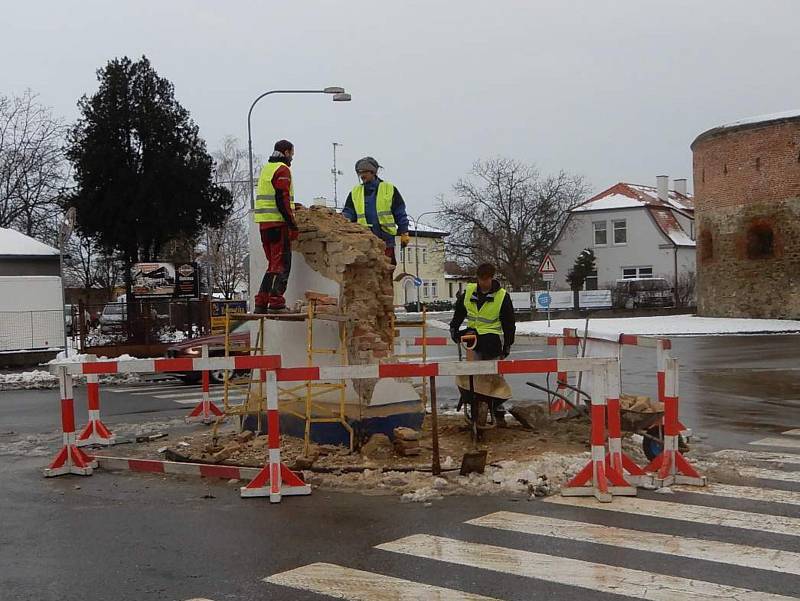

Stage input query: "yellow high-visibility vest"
[
  {"left": 254, "top": 162, "right": 294, "bottom": 223},
  {"left": 351, "top": 181, "right": 397, "bottom": 235},
  {"left": 463, "top": 282, "right": 506, "bottom": 336}
]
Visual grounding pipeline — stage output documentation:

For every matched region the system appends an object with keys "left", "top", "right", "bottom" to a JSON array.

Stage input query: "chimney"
[
  {"left": 656, "top": 175, "right": 669, "bottom": 202},
  {"left": 674, "top": 178, "right": 687, "bottom": 196}
]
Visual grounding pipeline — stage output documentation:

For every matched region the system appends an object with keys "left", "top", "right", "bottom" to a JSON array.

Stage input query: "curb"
[{"left": 94, "top": 455, "right": 261, "bottom": 480}]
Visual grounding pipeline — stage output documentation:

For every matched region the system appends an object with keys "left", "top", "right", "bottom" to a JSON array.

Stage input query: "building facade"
[
  {"left": 392, "top": 220, "right": 449, "bottom": 307},
  {"left": 548, "top": 180, "right": 696, "bottom": 295},
  {"left": 691, "top": 111, "right": 800, "bottom": 318}
]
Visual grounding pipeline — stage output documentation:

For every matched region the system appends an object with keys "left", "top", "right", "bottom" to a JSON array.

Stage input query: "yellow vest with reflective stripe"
[
  {"left": 255, "top": 162, "right": 294, "bottom": 223},
  {"left": 464, "top": 283, "right": 506, "bottom": 336},
  {"left": 351, "top": 181, "right": 397, "bottom": 235}
]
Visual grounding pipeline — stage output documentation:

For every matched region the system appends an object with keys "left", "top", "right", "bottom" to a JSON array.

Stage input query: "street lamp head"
[
  {"left": 332, "top": 93, "right": 352, "bottom": 102},
  {"left": 323, "top": 86, "right": 345, "bottom": 94}
]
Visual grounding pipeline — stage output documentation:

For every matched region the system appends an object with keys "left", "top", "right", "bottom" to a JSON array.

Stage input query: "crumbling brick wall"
[
  {"left": 293, "top": 206, "right": 396, "bottom": 398},
  {"left": 691, "top": 116, "right": 800, "bottom": 318}
]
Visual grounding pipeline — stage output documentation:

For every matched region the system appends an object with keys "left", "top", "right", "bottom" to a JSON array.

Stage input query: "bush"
[{"left": 404, "top": 300, "right": 453, "bottom": 312}]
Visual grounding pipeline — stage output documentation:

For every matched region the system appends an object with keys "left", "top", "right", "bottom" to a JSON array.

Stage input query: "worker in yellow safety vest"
[
  {"left": 254, "top": 139, "right": 298, "bottom": 313},
  {"left": 450, "top": 263, "right": 516, "bottom": 425},
  {"left": 341, "top": 156, "right": 410, "bottom": 267}
]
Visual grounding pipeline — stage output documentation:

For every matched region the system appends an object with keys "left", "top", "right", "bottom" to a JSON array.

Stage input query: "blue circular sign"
[
  {"left": 537, "top": 292, "right": 552, "bottom": 307},
  {"left": 412, "top": 276, "right": 423, "bottom": 287}
]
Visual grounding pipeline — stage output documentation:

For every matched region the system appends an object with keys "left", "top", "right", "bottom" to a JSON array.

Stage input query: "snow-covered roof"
[
  {"left": 647, "top": 207, "right": 695, "bottom": 247},
  {"left": 406, "top": 218, "right": 448, "bottom": 236},
  {"left": 572, "top": 182, "right": 694, "bottom": 213},
  {"left": 692, "top": 109, "right": 800, "bottom": 147},
  {"left": 0, "top": 228, "right": 59, "bottom": 257}
]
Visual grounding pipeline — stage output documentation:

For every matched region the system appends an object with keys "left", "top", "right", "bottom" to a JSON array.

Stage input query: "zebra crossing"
[
  {"left": 256, "top": 427, "right": 800, "bottom": 601},
  {"left": 106, "top": 381, "right": 246, "bottom": 405}
]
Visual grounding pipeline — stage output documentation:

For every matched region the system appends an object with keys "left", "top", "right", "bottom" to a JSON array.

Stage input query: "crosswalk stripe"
[
  {"left": 150, "top": 389, "right": 226, "bottom": 399},
  {"left": 674, "top": 482, "right": 800, "bottom": 507},
  {"left": 738, "top": 466, "right": 800, "bottom": 484},
  {"left": 750, "top": 437, "right": 800, "bottom": 450},
  {"left": 544, "top": 496, "right": 800, "bottom": 537},
  {"left": 265, "top": 562, "right": 499, "bottom": 601},
  {"left": 377, "top": 534, "right": 796, "bottom": 601},
  {"left": 711, "top": 449, "right": 800, "bottom": 465},
  {"left": 783, "top": 429, "right": 800, "bottom": 436},
  {"left": 109, "top": 384, "right": 194, "bottom": 393},
  {"left": 467, "top": 511, "right": 800, "bottom": 576}
]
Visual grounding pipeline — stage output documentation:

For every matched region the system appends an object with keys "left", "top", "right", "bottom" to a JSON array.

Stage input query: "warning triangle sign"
[{"left": 538, "top": 254, "right": 557, "bottom": 274}]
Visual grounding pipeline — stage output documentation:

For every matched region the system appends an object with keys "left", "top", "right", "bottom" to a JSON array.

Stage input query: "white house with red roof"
[{"left": 548, "top": 176, "right": 695, "bottom": 292}]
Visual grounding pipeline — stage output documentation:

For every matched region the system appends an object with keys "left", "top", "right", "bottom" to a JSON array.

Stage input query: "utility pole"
[{"left": 331, "top": 142, "right": 343, "bottom": 208}]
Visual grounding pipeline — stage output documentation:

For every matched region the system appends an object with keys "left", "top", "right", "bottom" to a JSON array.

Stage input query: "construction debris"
[{"left": 620, "top": 394, "right": 664, "bottom": 413}]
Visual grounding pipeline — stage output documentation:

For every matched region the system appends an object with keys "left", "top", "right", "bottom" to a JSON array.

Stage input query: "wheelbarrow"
[{"left": 620, "top": 408, "right": 688, "bottom": 461}]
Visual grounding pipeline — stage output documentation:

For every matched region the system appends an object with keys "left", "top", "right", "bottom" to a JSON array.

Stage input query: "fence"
[{"left": 0, "top": 310, "right": 64, "bottom": 352}]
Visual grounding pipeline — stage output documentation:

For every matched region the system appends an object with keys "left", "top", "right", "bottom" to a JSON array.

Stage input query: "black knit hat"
[{"left": 274, "top": 139, "right": 294, "bottom": 153}]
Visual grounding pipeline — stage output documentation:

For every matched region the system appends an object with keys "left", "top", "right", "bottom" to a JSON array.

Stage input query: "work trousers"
[{"left": 256, "top": 224, "right": 291, "bottom": 309}]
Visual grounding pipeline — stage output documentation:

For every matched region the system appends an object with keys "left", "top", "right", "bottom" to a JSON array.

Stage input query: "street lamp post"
[
  {"left": 246, "top": 87, "right": 351, "bottom": 212},
  {"left": 408, "top": 210, "right": 442, "bottom": 308}
]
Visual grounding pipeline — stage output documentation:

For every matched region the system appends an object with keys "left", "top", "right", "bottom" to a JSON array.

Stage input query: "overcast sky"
[{"left": 4, "top": 0, "right": 799, "bottom": 220}]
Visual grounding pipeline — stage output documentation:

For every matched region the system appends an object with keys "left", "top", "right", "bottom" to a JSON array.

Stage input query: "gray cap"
[{"left": 355, "top": 156, "right": 380, "bottom": 173}]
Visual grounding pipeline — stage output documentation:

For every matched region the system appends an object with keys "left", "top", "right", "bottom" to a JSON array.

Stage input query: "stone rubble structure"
[{"left": 293, "top": 206, "right": 396, "bottom": 399}]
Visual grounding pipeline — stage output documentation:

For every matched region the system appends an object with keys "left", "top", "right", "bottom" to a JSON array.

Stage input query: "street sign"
[
  {"left": 538, "top": 254, "right": 557, "bottom": 274},
  {"left": 537, "top": 292, "right": 552, "bottom": 307},
  {"left": 541, "top": 273, "right": 555, "bottom": 282},
  {"left": 412, "top": 276, "right": 423, "bottom": 287}
]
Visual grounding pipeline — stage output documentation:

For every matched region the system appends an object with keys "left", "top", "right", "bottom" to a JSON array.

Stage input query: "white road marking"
[
  {"left": 265, "top": 562, "right": 499, "bottom": 601},
  {"left": 750, "top": 437, "right": 800, "bottom": 450},
  {"left": 150, "top": 389, "right": 228, "bottom": 399},
  {"left": 711, "top": 449, "right": 800, "bottom": 465},
  {"left": 377, "top": 534, "right": 796, "bottom": 601},
  {"left": 468, "top": 511, "right": 800, "bottom": 576},
  {"left": 108, "top": 384, "right": 193, "bottom": 393},
  {"left": 674, "top": 482, "right": 800, "bottom": 507},
  {"left": 737, "top": 467, "right": 800, "bottom": 484},
  {"left": 544, "top": 496, "right": 800, "bottom": 537},
  {"left": 782, "top": 429, "right": 800, "bottom": 436}
]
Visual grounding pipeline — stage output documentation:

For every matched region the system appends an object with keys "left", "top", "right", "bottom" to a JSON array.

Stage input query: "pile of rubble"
[{"left": 620, "top": 393, "right": 664, "bottom": 413}]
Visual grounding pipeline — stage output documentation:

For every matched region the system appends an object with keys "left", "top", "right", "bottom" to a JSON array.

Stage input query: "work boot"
[
  {"left": 254, "top": 304, "right": 268, "bottom": 315},
  {"left": 494, "top": 412, "right": 508, "bottom": 428},
  {"left": 267, "top": 306, "right": 290, "bottom": 314}
]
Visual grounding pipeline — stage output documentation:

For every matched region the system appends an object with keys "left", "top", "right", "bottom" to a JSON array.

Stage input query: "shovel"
[{"left": 459, "top": 334, "right": 487, "bottom": 475}]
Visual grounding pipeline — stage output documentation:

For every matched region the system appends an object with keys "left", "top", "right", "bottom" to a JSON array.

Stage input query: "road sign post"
[{"left": 537, "top": 254, "right": 558, "bottom": 327}]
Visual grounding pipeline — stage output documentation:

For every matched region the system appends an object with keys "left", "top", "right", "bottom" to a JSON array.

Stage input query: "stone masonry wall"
[
  {"left": 692, "top": 118, "right": 800, "bottom": 318},
  {"left": 293, "top": 206, "right": 396, "bottom": 398}
]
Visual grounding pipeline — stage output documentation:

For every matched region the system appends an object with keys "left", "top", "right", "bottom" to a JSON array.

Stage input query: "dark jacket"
[
  {"left": 341, "top": 177, "right": 409, "bottom": 247},
  {"left": 450, "top": 279, "right": 516, "bottom": 359}
]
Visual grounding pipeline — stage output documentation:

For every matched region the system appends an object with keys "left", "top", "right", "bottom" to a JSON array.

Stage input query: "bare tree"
[
  {"left": 63, "top": 233, "right": 123, "bottom": 297},
  {"left": 0, "top": 90, "right": 68, "bottom": 239},
  {"left": 674, "top": 270, "right": 696, "bottom": 308},
  {"left": 439, "top": 158, "right": 588, "bottom": 289}
]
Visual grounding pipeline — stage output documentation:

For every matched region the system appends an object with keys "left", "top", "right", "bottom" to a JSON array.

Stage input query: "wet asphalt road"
[{"left": 1, "top": 333, "right": 799, "bottom": 600}]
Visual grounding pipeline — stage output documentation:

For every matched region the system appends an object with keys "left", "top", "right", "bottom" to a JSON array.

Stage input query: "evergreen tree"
[
  {"left": 65, "top": 56, "right": 232, "bottom": 290},
  {"left": 566, "top": 248, "right": 596, "bottom": 309}
]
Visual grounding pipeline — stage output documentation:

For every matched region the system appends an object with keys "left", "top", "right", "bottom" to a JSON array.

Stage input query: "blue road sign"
[
  {"left": 537, "top": 292, "right": 552, "bottom": 307},
  {"left": 412, "top": 276, "right": 423, "bottom": 287}
]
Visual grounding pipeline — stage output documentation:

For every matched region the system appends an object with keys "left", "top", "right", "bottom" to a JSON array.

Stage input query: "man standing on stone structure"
[
  {"left": 254, "top": 139, "right": 298, "bottom": 313},
  {"left": 341, "top": 156, "right": 411, "bottom": 267}
]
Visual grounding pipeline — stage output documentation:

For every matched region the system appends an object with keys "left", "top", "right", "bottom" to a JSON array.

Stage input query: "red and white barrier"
[
  {"left": 240, "top": 370, "right": 311, "bottom": 502},
  {"left": 94, "top": 455, "right": 261, "bottom": 480},
  {"left": 44, "top": 368, "right": 97, "bottom": 477},
  {"left": 551, "top": 335, "right": 569, "bottom": 413},
  {"left": 76, "top": 356, "right": 116, "bottom": 447},
  {"left": 562, "top": 363, "right": 637, "bottom": 502},
  {"left": 185, "top": 346, "right": 225, "bottom": 425},
  {"left": 644, "top": 357, "right": 706, "bottom": 487},
  {"left": 604, "top": 362, "right": 650, "bottom": 487}
]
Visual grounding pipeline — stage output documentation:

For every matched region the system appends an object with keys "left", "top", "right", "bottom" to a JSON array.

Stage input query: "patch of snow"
[
  {"left": 0, "top": 227, "right": 59, "bottom": 255},
  {"left": 516, "top": 315, "right": 800, "bottom": 337},
  {"left": 715, "top": 109, "right": 800, "bottom": 130},
  {"left": 572, "top": 193, "right": 643, "bottom": 212}
]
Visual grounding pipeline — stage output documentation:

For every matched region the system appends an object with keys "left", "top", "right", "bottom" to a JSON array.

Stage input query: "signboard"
[
  {"left": 210, "top": 299, "right": 248, "bottom": 334},
  {"left": 534, "top": 290, "right": 573, "bottom": 311},
  {"left": 537, "top": 292, "right": 552, "bottom": 308},
  {"left": 541, "top": 273, "right": 555, "bottom": 282},
  {"left": 412, "top": 276, "right": 423, "bottom": 287},
  {"left": 131, "top": 263, "right": 176, "bottom": 298},
  {"left": 175, "top": 262, "right": 200, "bottom": 299},
  {"left": 537, "top": 254, "right": 557, "bottom": 274},
  {"left": 578, "top": 290, "right": 612, "bottom": 309},
  {"left": 509, "top": 291, "right": 532, "bottom": 311}
]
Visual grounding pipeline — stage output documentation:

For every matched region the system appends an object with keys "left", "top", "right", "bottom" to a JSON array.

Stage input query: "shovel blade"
[{"left": 460, "top": 449, "right": 488, "bottom": 475}]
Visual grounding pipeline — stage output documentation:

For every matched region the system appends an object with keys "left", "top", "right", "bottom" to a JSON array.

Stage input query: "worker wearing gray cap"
[{"left": 341, "top": 157, "right": 410, "bottom": 266}]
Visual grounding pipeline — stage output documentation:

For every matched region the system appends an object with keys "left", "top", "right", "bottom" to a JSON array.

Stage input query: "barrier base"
[
  {"left": 76, "top": 420, "right": 116, "bottom": 447},
  {"left": 240, "top": 463, "right": 311, "bottom": 503},
  {"left": 185, "top": 400, "right": 225, "bottom": 425},
  {"left": 645, "top": 450, "right": 707, "bottom": 488},
  {"left": 561, "top": 460, "right": 637, "bottom": 502},
  {"left": 606, "top": 453, "right": 653, "bottom": 488},
  {"left": 43, "top": 445, "right": 97, "bottom": 477}
]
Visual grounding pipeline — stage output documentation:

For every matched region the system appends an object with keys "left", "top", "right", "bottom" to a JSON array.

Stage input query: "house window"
[
  {"left": 746, "top": 222, "right": 774, "bottom": 259},
  {"left": 398, "top": 247, "right": 405, "bottom": 262},
  {"left": 622, "top": 266, "right": 653, "bottom": 279},
  {"left": 448, "top": 282, "right": 454, "bottom": 297},
  {"left": 613, "top": 219, "right": 627, "bottom": 245},
  {"left": 593, "top": 221, "right": 607, "bottom": 246},
  {"left": 422, "top": 279, "right": 438, "bottom": 299},
  {"left": 421, "top": 247, "right": 427, "bottom": 264},
  {"left": 585, "top": 270, "right": 598, "bottom": 290}
]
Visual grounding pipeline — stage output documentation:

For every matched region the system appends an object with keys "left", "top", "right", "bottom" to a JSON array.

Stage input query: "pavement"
[{"left": 1, "top": 333, "right": 799, "bottom": 600}]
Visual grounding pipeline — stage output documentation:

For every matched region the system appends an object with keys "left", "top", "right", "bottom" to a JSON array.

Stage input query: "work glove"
[
  {"left": 288, "top": 227, "right": 299, "bottom": 242},
  {"left": 501, "top": 344, "right": 511, "bottom": 359},
  {"left": 450, "top": 327, "right": 462, "bottom": 345},
  {"left": 400, "top": 232, "right": 411, "bottom": 248}
]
